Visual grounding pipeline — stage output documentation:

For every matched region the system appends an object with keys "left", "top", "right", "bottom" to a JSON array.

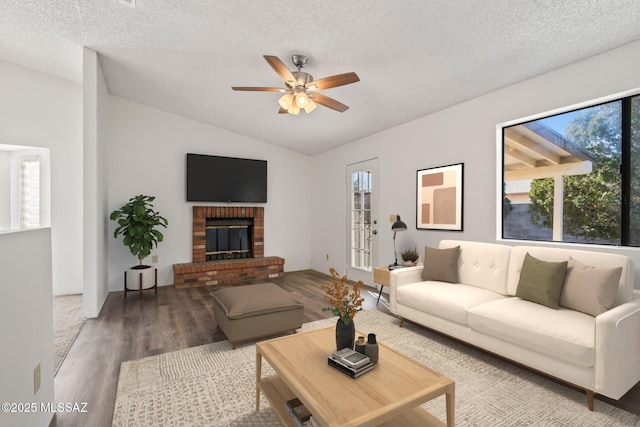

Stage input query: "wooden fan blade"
[
  {"left": 278, "top": 107, "right": 288, "bottom": 114},
  {"left": 231, "top": 86, "right": 287, "bottom": 92},
  {"left": 307, "top": 72, "right": 359, "bottom": 90},
  {"left": 263, "top": 55, "right": 297, "bottom": 86},
  {"left": 312, "top": 92, "right": 349, "bottom": 112}
]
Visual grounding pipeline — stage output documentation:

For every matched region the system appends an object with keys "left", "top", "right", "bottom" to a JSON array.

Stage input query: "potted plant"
[
  {"left": 401, "top": 247, "right": 419, "bottom": 266},
  {"left": 110, "top": 195, "right": 168, "bottom": 292}
]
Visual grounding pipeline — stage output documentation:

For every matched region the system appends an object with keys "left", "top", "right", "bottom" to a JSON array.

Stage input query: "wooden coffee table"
[{"left": 256, "top": 325, "right": 454, "bottom": 426}]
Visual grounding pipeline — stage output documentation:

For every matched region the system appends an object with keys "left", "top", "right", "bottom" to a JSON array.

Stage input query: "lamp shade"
[
  {"left": 391, "top": 215, "right": 407, "bottom": 231},
  {"left": 288, "top": 103, "right": 300, "bottom": 115},
  {"left": 278, "top": 93, "right": 294, "bottom": 110},
  {"left": 295, "top": 91, "right": 309, "bottom": 108},
  {"left": 303, "top": 98, "right": 317, "bottom": 113}
]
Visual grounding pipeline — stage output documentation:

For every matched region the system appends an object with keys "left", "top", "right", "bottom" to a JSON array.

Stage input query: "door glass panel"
[
  {"left": 351, "top": 170, "right": 373, "bottom": 271},
  {"left": 353, "top": 211, "right": 362, "bottom": 227}
]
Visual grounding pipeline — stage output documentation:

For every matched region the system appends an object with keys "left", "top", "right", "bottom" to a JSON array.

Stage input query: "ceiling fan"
[{"left": 232, "top": 54, "right": 360, "bottom": 115}]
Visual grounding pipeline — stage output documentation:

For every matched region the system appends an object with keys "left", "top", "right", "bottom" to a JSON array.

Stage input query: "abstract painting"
[{"left": 416, "top": 163, "right": 463, "bottom": 230}]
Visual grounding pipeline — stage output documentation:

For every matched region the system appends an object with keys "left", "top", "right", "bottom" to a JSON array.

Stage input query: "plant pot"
[{"left": 125, "top": 265, "right": 156, "bottom": 290}]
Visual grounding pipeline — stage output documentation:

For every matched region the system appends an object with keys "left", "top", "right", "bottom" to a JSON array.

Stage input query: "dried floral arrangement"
[{"left": 321, "top": 268, "right": 365, "bottom": 324}]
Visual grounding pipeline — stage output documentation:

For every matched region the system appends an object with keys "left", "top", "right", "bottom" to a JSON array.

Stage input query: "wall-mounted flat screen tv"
[{"left": 186, "top": 153, "right": 267, "bottom": 203}]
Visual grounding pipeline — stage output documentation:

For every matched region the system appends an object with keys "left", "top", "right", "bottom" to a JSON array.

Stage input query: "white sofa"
[{"left": 389, "top": 240, "right": 640, "bottom": 410}]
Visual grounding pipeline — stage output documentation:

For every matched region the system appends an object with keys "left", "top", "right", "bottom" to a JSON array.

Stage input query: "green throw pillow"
[
  {"left": 422, "top": 245, "right": 460, "bottom": 283},
  {"left": 515, "top": 253, "right": 568, "bottom": 309}
]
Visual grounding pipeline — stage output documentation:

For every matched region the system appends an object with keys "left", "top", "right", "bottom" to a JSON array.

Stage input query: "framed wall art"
[{"left": 416, "top": 163, "right": 463, "bottom": 231}]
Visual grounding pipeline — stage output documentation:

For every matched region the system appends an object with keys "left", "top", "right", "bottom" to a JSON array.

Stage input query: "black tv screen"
[{"left": 186, "top": 153, "right": 267, "bottom": 202}]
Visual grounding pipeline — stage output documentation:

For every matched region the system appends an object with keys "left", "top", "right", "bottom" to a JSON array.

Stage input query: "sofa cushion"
[
  {"left": 212, "top": 283, "right": 303, "bottom": 320},
  {"left": 422, "top": 245, "right": 460, "bottom": 283},
  {"left": 560, "top": 258, "right": 622, "bottom": 316},
  {"left": 468, "top": 298, "right": 595, "bottom": 368},
  {"left": 515, "top": 253, "right": 567, "bottom": 309},
  {"left": 396, "top": 281, "right": 506, "bottom": 325},
  {"left": 439, "top": 240, "right": 511, "bottom": 295}
]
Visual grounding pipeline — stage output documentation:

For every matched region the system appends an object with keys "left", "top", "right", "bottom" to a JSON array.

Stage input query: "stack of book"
[
  {"left": 284, "top": 398, "right": 312, "bottom": 427},
  {"left": 327, "top": 348, "right": 374, "bottom": 378}
]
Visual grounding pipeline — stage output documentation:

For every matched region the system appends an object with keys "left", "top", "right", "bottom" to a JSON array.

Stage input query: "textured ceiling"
[{"left": 2, "top": 1, "right": 640, "bottom": 155}]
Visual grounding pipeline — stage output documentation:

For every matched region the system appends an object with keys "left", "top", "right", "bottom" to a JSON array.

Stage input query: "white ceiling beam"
[
  {"left": 504, "top": 161, "right": 593, "bottom": 181},
  {"left": 505, "top": 147, "right": 537, "bottom": 168},
  {"left": 504, "top": 133, "right": 562, "bottom": 165}
]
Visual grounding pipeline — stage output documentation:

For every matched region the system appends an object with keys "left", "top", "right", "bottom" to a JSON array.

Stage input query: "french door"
[{"left": 346, "top": 159, "right": 379, "bottom": 284}]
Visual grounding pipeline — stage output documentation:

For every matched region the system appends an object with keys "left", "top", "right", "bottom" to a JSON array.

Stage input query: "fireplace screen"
[{"left": 206, "top": 219, "right": 253, "bottom": 260}]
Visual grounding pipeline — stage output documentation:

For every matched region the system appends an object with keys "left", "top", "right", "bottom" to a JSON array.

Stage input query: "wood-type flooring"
[{"left": 51, "top": 270, "right": 639, "bottom": 426}]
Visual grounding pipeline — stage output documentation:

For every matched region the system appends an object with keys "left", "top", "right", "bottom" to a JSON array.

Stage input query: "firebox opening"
[{"left": 206, "top": 218, "right": 253, "bottom": 261}]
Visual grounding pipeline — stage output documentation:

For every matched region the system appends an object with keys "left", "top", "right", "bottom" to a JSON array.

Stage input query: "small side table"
[{"left": 373, "top": 266, "right": 390, "bottom": 306}]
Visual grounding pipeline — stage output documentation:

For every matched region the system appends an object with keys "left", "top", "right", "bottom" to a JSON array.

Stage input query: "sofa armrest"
[
  {"left": 594, "top": 298, "right": 640, "bottom": 399},
  {"left": 388, "top": 266, "right": 423, "bottom": 313}
]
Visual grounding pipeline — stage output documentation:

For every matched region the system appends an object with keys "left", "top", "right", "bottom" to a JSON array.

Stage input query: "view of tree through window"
[
  {"left": 630, "top": 96, "right": 640, "bottom": 244},
  {"left": 503, "top": 94, "right": 640, "bottom": 246}
]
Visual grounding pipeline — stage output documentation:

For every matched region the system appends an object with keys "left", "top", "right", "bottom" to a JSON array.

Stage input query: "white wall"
[
  {"left": 82, "top": 48, "right": 110, "bottom": 318},
  {"left": 311, "top": 39, "right": 640, "bottom": 289},
  {"left": 106, "top": 96, "right": 312, "bottom": 291},
  {"left": 0, "top": 228, "right": 54, "bottom": 427},
  {"left": 0, "top": 59, "right": 83, "bottom": 296}
]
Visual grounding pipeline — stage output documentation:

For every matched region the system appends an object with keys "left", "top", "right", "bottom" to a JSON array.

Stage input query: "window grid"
[{"left": 20, "top": 158, "right": 40, "bottom": 229}]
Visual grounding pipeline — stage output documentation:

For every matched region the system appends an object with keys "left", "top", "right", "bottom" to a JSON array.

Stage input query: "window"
[
  {"left": 20, "top": 157, "right": 40, "bottom": 229},
  {"left": 0, "top": 145, "right": 49, "bottom": 232},
  {"left": 502, "top": 93, "right": 640, "bottom": 246}
]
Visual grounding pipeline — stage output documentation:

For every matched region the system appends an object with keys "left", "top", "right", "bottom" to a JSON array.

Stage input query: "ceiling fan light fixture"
[
  {"left": 295, "top": 92, "right": 308, "bottom": 108},
  {"left": 278, "top": 93, "right": 294, "bottom": 110},
  {"left": 303, "top": 98, "right": 317, "bottom": 113},
  {"left": 288, "top": 103, "right": 301, "bottom": 115}
]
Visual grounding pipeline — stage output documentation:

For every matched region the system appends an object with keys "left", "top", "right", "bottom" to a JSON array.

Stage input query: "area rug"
[
  {"left": 112, "top": 310, "right": 639, "bottom": 426},
  {"left": 53, "top": 294, "right": 86, "bottom": 374}
]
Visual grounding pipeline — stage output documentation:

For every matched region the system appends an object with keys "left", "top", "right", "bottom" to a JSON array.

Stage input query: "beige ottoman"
[{"left": 212, "top": 283, "right": 304, "bottom": 349}]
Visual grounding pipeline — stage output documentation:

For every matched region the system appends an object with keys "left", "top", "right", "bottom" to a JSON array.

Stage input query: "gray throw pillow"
[
  {"left": 515, "top": 253, "right": 567, "bottom": 309},
  {"left": 422, "top": 245, "right": 460, "bottom": 283},
  {"left": 559, "top": 258, "right": 622, "bottom": 316}
]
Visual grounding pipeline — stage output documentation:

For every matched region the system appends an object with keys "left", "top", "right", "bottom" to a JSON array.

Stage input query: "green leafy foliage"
[
  {"left": 109, "top": 195, "right": 169, "bottom": 264},
  {"left": 529, "top": 167, "right": 620, "bottom": 242}
]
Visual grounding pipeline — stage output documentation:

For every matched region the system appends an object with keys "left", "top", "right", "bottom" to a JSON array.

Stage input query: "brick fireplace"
[{"left": 173, "top": 206, "right": 284, "bottom": 288}]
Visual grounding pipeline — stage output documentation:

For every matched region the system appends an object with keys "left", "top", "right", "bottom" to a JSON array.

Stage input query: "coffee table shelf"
[
  {"left": 258, "top": 375, "right": 297, "bottom": 427},
  {"left": 259, "top": 373, "right": 446, "bottom": 427},
  {"left": 256, "top": 326, "right": 454, "bottom": 427}
]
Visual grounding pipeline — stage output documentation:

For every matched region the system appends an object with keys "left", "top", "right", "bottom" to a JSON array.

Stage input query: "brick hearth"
[{"left": 173, "top": 206, "right": 284, "bottom": 288}]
